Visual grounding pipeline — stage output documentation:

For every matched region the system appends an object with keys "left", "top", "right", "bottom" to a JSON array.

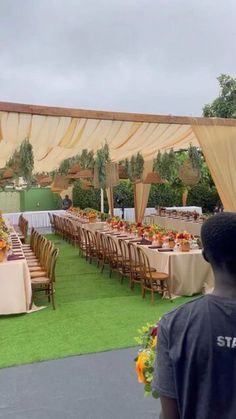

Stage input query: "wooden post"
[
  {"left": 100, "top": 188, "right": 104, "bottom": 213},
  {"left": 133, "top": 183, "right": 138, "bottom": 223},
  {"left": 109, "top": 186, "right": 114, "bottom": 217}
]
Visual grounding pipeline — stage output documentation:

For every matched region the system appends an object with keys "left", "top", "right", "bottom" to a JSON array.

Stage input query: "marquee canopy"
[{"left": 1, "top": 101, "right": 236, "bottom": 212}]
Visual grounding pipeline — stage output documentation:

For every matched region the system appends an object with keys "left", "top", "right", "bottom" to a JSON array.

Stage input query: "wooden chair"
[
  {"left": 83, "top": 228, "right": 97, "bottom": 263},
  {"left": 30, "top": 247, "right": 59, "bottom": 310},
  {"left": 137, "top": 246, "right": 171, "bottom": 303},
  {"left": 128, "top": 242, "right": 142, "bottom": 290},
  {"left": 99, "top": 233, "right": 111, "bottom": 273},
  {"left": 77, "top": 225, "right": 87, "bottom": 257},
  {"left": 118, "top": 239, "right": 130, "bottom": 283},
  {"left": 106, "top": 235, "right": 123, "bottom": 278}
]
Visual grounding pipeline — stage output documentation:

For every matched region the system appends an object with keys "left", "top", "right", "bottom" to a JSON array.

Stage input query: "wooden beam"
[{"left": 0, "top": 101, "right": 236, "bottom": 126}]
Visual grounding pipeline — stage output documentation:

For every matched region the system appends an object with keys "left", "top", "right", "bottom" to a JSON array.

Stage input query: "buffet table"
[{"left": 4, "top": 210, "right": 65, "bottom": 228}]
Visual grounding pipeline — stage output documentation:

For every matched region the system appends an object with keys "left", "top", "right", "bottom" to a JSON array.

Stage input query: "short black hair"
[{"left": 201, "top": 212, "right": 236, "bottom": 269}]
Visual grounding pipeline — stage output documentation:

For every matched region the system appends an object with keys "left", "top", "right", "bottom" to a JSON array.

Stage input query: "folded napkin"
[
  {"left": 158, "top": 249, "right": 174, "bottom": 252},
  {"left": 7, "top": 255, "right": 25, "bottom": 260}
]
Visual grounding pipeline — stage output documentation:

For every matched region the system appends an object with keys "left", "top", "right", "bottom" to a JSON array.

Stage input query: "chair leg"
[
  {"left": 51, "top": 285, "right": 55, "bottom": 310},
  {"left": 166, "top": 281, "right": 172, "bottom": 301}
]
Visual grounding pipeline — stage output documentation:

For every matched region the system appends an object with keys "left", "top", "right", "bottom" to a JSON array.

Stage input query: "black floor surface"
[{"left": 0, "top": 347, "right": 161, "bottom": 419}]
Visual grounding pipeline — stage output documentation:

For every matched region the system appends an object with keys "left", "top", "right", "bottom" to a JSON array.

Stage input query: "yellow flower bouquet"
[{"left": 134, "top": 322, "right": 160, "bottom": 398}]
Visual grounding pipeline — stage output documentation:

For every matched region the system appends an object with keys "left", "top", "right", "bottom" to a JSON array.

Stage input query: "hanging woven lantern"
[
  {"left": 178, "top": 160, "right": 201, "bottom": 186},
  {"left": 3, "top": 168, "right": 14, "bottom": 179},
  {"left": 93, "top": 166, "right": 100, "bottom": 189},
  {"left": 143, "top": 171, "right": 166, "bottom": 184},
  {"left": 118, "top": 163, "right": 128, "bottom": 179},
  {"left": 74, "top": 169, "right": 93, "bottom": 178},
  {"left": 81, "top": 179, "right": 94, "bottom": 190},
  {"left": 51, "top": 175, "right": 69, "bottom": 191},
  {"left": 105, "top": 162, "right": 119, "bottom": 188},
  {"left": 69, "top": 164, "right": 81, "bottom": 174},
  {"left": 38, "top": 176, "right": 52, "bottom": 186}
]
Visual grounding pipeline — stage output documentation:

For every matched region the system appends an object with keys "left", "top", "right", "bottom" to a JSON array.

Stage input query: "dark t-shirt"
[
  {"left": 62, "top": 198, "right": 72, "bottom": 210},
  {"left": 153, "top": 294, "right": 236, "bottom": 419}
]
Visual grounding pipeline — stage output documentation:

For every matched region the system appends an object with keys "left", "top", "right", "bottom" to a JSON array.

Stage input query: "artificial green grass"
[{"left": 0, "top": 235, "right": 196, "bottom": 368}]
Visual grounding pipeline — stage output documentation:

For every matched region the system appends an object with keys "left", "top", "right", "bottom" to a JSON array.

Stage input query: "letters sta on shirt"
[{"left": 217, "top": 336, "right": 236, "bottom": 348}]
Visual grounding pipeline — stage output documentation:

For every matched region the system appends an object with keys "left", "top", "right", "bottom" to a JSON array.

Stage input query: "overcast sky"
[{"left": 0, "top": 0, "right": 235, "bottom": 116}]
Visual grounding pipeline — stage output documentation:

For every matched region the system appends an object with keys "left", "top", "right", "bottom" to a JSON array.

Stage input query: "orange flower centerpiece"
[
  {"left": 0, "top": 214, "right": 10, "bottom": 262},
  {"left": 176, "top": 231, "right": 192, "bottom": 252},
  {"left": 0, "top": 238, "right": 7, "bottom": 262},
  {"left": 134, "top": 323, "right": 159, "bottom": 398}
]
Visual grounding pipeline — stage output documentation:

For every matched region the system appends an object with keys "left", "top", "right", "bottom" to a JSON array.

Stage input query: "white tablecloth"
[
  {"left": 151, "top": 215, "right": 202, "bottom": 236},
  {"left": 165, "top": 206, "right": 202, "bottom": 214},
  {"left": 140, "top": 246, "right": 213, "bottom": 296},
  {"left": 4, "top": 210, "right": 65, "bottom": 228},
  {"left": 114, "top": 207, "right": 156, "bottom": 221}
]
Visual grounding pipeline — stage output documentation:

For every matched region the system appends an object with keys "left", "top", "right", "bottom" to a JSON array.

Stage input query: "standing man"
[
  {"left": 153, "top": 212, "right": 236, "bottom": 419},
  {"left": 62, "top": 194, "right": 72, "bottom": 210}
]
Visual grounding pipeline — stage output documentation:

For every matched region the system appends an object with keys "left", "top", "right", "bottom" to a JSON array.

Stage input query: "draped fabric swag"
[{"left": 193, "top": 125, "right": 236, "bottom": 212}]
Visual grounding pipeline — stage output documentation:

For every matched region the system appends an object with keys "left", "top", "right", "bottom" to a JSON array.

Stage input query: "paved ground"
[{"left": 0, "top": 347, "right": 161, "bottom": 419}]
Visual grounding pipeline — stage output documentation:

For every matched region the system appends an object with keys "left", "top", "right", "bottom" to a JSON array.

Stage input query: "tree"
[
  {"left": 19, "top": 139, "right": 34, "bottom": 182},
  {"left": 203, "top": 74, "right": 236, "bottom": 118}
]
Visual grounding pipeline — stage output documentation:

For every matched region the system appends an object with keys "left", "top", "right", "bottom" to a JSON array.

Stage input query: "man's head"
[
  {"left": 65, "top": 195, "right": 69, "bottom": 200},
  {"left": 201, "top": 212, "right": 236, "bottom": 274}
]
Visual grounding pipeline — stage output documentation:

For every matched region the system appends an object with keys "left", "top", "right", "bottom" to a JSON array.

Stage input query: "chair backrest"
[
  {"left": 128, "top": 242, "right": 139, "bottom": 273},
  {"left": 106, "top": 235, "right": 118, "bottom": 257},
  {"left": 48, "top": 247, "right": 59, "bottom": 282},
  {"left": 100, "top": 233, "right": 109, "bottom": 256},
  {"left": 137, "top": 246, "right": 152, "bottom": 277},
  {"left": 118, "top": 239, "right": 129, "bottom": 265}
]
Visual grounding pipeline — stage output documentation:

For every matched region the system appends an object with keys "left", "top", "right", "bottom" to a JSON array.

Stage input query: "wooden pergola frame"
[{"left": 0, "top": 101, "right": 236, "bottom": 126}]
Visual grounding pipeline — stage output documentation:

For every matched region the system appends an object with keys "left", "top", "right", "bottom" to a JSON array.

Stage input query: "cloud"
[{"left": 0, "top": 0, "right": 235, "bottom": 115}]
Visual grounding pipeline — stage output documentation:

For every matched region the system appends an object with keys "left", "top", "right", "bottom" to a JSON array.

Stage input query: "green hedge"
[
  {"left": 187, "top": 184, "right": 220, "bottom": 213},
  {"left": 72, "top": 180, "right": 220, "bottom": 213},
  {"left": 147, "top": 184, "right": 182, "bottom": 207}
]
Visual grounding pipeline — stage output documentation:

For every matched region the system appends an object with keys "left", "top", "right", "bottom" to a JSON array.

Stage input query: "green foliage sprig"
[
  {"left": 125, "top": 152, "right": 144, "bottom": 182},
  {"left": 154, "top": 148, "right": 180, "bottom": 182},
  {"left": 188, "top": 144, "right": 202, "bottom": 170},
  {"left": 94, "top": 142, "right": 110, "bottom": 189}
]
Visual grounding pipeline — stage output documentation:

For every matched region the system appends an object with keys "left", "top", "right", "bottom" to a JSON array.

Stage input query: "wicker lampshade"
[
  {"left": 178, "top": 160, "right": 200, "bottom": 186},
  {"left": 74, "top": 169, "right": 93, "bottom": 179},
  {"left": 68, "top": 164, "right": 81, "bottom": 174},
  {"left": 118, "top": 164, "right": 128, "bottom": 179},
  {"left": 51, "top": 175, "right": 69, "bottom": 191},
  {"left": 105, "top": 162, "right": 119, "bottom": 187},
  {"left": 2, "top": 168, "right": 14, "bottom": 179},
  {"left": 38, "top": 176, "right": 52, "bottom": 186},
  {"left": 81, "top": 179, "right": 94, "bottom": 190},
  {"left": 143, "top": 171, "right": 166, "bottom": 184}
]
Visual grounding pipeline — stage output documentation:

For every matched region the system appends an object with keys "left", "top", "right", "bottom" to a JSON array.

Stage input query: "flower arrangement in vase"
[{"left": 176, "top": 232, "right": 192, "bottom": 252}]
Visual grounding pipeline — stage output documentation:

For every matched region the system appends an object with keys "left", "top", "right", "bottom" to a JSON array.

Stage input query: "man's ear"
[{"left": 202, "top": 249, "right": 209, "bottom": 263}]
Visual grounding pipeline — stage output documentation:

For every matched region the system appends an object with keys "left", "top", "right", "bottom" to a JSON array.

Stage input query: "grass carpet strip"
[{"left": 0, "top": 235, "right": 196, "bottom": 368}]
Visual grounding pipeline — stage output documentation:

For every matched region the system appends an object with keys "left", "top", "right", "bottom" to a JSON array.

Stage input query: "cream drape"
[
  {"left": 193, "top": 125, "right": 236, "bottom": 212},
  {"left": 106, "top": 187, "right": 114, "bottom": 216},
  {"left": 134, "top": 160, "right": 153, "bottom": 223},
  {"left": 0, "top": 111, "right": 198, "bottom": 171}
]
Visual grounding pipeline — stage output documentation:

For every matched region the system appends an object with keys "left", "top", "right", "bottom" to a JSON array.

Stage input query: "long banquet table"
[
  {"left": 139, "top": 245, "right": 213, "bottom": 295},
  {"left": 0, "top": 228, "right": 32, "bottom": 315},
  {"left": 144, "top": 215, "right": 202, "bottom": 236},
  {"left": 97, "top": 229, "right": 213, "bottom": 296}
]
